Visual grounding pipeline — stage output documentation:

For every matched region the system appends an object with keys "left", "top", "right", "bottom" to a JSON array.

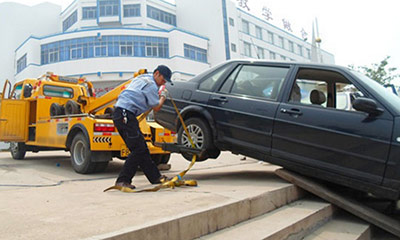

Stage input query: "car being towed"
[{"left": 155, "top": 60, "right": 400, "bottom": 200}]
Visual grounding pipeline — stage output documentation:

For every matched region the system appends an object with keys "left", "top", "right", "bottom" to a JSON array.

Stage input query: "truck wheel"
[
  {"left": 50, "top": 103, "right": 65, "bottom": 116},
  {"left": 151, "top": 154, "right": 171, "bottom": 165},
  {"left": 70, "top": 133, "right": 109, "bottom": 173},
  {"left": 65, "top": 100, "right": 81, "bottom": 115},
  {"left": 10, "top": 142, "right": 26, "bottom": 160},
  {"left": 177, "top": 118, "right": 219, "bottom": 161}
]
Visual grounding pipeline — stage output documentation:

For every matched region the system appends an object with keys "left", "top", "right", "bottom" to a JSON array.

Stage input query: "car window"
[
  {"left": 219, "top": 66, "right": 240, "bottom": 93},
  {"left": 289, "top": 68, "right": 364, "bottom": 111},
  {"left": 198, "top": 64, "right": 230, "bottom": 92},
  {"left": 230, "top": 65, "right": 289, "bottom": 100}
]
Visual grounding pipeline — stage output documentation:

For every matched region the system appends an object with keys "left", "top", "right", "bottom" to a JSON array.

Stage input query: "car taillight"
[{"left": 94, "top": 123, "right": 115, "bottom": 132}]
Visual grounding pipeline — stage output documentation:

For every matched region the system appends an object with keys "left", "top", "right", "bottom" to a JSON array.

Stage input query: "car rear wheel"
[
  {"left": 70, "top": 133, "right": 109, "bottom": 173},
  {"left": 10, "top": 142, "right": 26, "bottom": 160},
  {"left": 178, "top": 118, "right": 219, "bottom": 161}
]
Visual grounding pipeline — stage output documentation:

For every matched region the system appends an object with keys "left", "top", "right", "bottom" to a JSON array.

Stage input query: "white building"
[
  {"left": 0, "top": 0, "right": 334, "bottom": 149},
  {"left": 3, "top": 0, "right": 334, "bottom": 86}
]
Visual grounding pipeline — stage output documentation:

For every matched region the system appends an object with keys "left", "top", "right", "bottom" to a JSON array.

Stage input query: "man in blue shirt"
[{"left": 113, "top": 65, "right": 172, "bottom": 189}]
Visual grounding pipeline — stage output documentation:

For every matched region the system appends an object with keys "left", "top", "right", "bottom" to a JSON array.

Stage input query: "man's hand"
[{"left": 159, "top": 86, "right": 168, "bottom": 99}]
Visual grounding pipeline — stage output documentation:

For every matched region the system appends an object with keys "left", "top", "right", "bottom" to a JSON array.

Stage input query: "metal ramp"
[{"left": 275, "top": 168, "right": 400, "bottom": 238}]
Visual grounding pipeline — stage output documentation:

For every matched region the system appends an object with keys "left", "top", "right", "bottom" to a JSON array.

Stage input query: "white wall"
[{"left": 0, "top": 2, "right": 61, "bottom": 87}]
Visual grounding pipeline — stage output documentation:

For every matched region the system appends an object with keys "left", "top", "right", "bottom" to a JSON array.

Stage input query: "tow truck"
[{"left": 0, "top": 71, "right": 175, "bottom": 173}]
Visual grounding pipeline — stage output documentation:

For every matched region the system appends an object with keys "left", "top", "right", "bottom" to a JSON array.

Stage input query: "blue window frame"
[
  {"left": 147, "top": 5, "right": 176, "bottom": 26},
  {"left": 184, "top": 44, "right": 207, "bottom": 63},
  {"left": 17, "top": 54, "right": 27, "bottom": 73},
  {"left": 63, "top": 10, "right": 77, "bottom": 31},
  {"left": 99, "top": 0, "right": 119, "bottom": 17},
  {"left": 40, "top": 35, "right": 169, "bottom": 65},
  {"left": 124, "top": 4, "right": 140, "bottom": 17},
  {"left": 82, "top": 7, "right": 97, "bottom": 19}
]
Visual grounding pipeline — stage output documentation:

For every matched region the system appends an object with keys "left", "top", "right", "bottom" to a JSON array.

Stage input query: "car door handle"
[
  {"left": 211, "top": 97, "right": 228, "bottom": 103},
  {"left": 280, "top": 108, "right": 302, "bottom": 116}
]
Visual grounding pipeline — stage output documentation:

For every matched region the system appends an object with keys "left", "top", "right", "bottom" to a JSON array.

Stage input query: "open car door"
[{"left": 0, "top": 80, "right": 29, "bottom": 142}]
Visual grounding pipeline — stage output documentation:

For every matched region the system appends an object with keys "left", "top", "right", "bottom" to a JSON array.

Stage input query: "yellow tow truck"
[{"left": 0, "top": 72, "right": 175, "bottom": 173}]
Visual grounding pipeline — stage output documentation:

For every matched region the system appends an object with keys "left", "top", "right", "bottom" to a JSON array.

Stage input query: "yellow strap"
[{"left": 104, "top": 92, "right": 199, "bottom": 193}]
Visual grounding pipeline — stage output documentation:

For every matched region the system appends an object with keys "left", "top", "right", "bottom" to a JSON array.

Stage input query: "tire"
[
  {"left": 65, "top": 100, "right": 81, "bottom": 115},
  {"left": 10, "top": 142, "right": 26, "bottom": 160},
  {"left": 151, "top": 154, "right": 171, "bottom": 165},
  {"left": 70, "top": 133, "right": 109, "bottom": 174},
  {"left": 50, "top": 103, "right": 65, "bottom": 116},
  {"left": 177, "top": 118, "right": 219, "bottom": 161}
]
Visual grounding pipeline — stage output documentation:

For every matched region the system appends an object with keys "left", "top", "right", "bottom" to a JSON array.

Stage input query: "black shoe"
[
  {"left": 115, "top": 182, "right": 136, "bottom": 189},
  {"left": 156, "top": 175, "right": 171, "bottom": 184}
]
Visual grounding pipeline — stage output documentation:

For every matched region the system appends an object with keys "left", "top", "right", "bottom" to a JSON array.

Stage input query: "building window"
[
  {"left": 231, "top": 43, "right": 236, "bottom": 52},
  {"left": 257, "top": 47, "right": 264, "bottom": 59},
  {"left": 16, "top": 54, "right": 27, "bottom": 73},
  {"left": 280, "top": 55, "right": 286, "bottom": 60},
  {"left": 288, "top": 41, "right": 294, "bottom": 52},
  {"left": 297, "top": 44, "right": 303, "bottom": 56},
  {"left": 242, "top": 20, "right": 249, "bottom": 34},
  {"left": 278, "top": 36, "right": 284, "bottom": 48},
  {"left": 229, "top": 17, "right": 234, "bottom": 26},
  {"left": 124, "top": 4, "right": 140, "bottom": 17},
  {"left": 267, "top": 31, "right": 274, "bottom": 44},
  {"left": 99, "top": 0, "right": 119, "bottom": 17},
  {"left": 184, "top": 44, "right": 207, "bottom": 63},
  {"left": 63, "top": 10, "right": 77, "bottom": 31},
  {"left": 82, "top": 7, "right": 97, "bottom": 19},
  {"left": 243, "top": 42, "right": 251, "bottom": 57},
  {"left": 255, "top": 26, "right": 262, "bottom": 39},
  {"left": 40, "top": 36, "right": 169, "bottom": 65},
  {"left": 269, "top": 51, "right": 276, "bottom": 59},
  {"left": 306, "top": 49, "right": 311, "bottom": 59},
  {"left": 147, "top": 5, "right": 176, "bottom": 26}
]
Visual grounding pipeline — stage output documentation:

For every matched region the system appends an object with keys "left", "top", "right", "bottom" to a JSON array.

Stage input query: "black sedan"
[{"left": 155, "top": 60, "right": 400, "bottom": 200}]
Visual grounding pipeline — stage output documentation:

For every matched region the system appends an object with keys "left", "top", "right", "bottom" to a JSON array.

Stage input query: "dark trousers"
[{"left": 113, "top": 107, "right": 161, "bottom": 184}]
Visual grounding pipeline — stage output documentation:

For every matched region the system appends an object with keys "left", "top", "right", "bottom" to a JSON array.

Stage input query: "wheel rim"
[
  {"left": 181, "top": 124, "right": 204, "bottom": 149},
  {"left": 10, "top": 142, "right": 18, "bottom": 155},
  {"left": 73, "top": 140, "right": 86, "bottom": 165}
]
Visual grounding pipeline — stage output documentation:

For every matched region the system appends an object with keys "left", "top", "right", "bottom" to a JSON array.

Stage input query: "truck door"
[{"left": 0, "top": 81, "right": 29, "bottom": 141}]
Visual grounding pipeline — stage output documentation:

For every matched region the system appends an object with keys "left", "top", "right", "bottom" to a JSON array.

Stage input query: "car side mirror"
[{"left": 352, "top": 97, "right": 384, "bottom": 116}]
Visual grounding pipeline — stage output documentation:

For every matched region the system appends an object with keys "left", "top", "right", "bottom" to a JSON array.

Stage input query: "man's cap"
[{"left": 154, "top": 65, "right": 172, "bottom": 83}]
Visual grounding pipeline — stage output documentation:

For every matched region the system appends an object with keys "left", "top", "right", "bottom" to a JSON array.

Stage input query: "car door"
[
  {"left": 273, "top": 66, "right": 393, "bottom": 185},
  {"left": 207, "top": 63, "right": 291, "bottom": 159}
]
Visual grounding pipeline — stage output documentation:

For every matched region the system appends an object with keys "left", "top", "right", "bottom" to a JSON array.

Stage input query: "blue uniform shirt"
[{"left": 115, "top": 74, "right": 159, "bottom": 116}]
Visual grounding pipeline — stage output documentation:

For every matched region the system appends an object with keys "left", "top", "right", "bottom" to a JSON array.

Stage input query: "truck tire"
[
  {"left": 10, "top": 142, "right": 26, "bottom": 160},
  {"left": 177, "top": 118, "right": 220, "bottom": 162},
  {"left": 65, "top": 100, "right": 81, "bottom": 115},
  {"left": 70, "top": 133, "right": 109, "bottom": 174},
  {"left": 151, "top": 154, "right": 171, "bottom": 165},
  {"left": 50, "top": 103, "right": 65, "bottom": 116}
]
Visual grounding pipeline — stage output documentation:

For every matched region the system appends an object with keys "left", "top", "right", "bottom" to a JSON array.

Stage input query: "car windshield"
[{"left": 352, "top": 70, "right": 400, "bottom": 115}]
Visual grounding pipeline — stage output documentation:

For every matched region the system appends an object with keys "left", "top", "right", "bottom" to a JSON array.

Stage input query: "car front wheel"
[{"left": 178, "top": 117, "right": 220, "bottom": 161}]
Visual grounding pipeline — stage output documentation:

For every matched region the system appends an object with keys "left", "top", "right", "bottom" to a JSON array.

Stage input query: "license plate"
[{"left": 120, "top": 146, "right": 131, "bottom": 157}]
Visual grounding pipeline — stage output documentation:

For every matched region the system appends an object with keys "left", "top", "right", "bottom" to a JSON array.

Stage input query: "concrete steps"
[
  {"left": 88, "top": 183, "right": 305, "bottom": 240},
  {"left": 304, "top": 213, "right": 371, "bottom": 240},
  {"left": 199, "top": 198, "right": 334, "bottom": 240}
]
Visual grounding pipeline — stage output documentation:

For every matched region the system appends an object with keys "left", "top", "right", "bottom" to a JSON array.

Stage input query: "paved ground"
[{"left": 0, "top": 151, "right": 287, "bottom": 240}]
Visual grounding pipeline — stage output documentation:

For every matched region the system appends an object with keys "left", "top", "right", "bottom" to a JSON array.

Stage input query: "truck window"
[
  {"left": 12, "top": 84, "right": 23, "bottom": 99},
  {"left": 43, "top": 85, "right": 74, "bottom": 98}
]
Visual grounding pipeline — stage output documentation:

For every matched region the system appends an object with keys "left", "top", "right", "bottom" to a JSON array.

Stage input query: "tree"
[{"left": 349, "top": 56, "right": 400, "bottom": 85}]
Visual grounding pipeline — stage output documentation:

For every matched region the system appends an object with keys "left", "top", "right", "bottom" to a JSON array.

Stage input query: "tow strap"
[{"left": 104, "top": 91, "right": 198, "bottom": 193}]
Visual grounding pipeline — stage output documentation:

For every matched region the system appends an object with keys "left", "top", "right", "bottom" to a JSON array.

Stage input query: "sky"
[{"left": 1, "top": 0, "right": 399, "bottom": 73}]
